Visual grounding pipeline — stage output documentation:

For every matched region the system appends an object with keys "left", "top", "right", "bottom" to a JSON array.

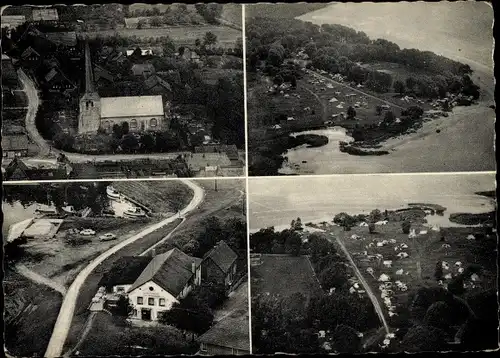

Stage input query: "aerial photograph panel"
[
  {"left": 1, "top": 4, "right": 245, "bottom": 180},
  {"left": 246, "top": 2, "right": 495, "bottom": 176},
  {"left": 249, "top": 173, "right": 497, "bottom": 354},
  {"left": 4, "top": 178, "right": 250, "bottom": 356}
]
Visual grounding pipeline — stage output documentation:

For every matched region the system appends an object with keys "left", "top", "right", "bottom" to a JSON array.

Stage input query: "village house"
[
  {"left": 131, "top": 63, "right": 155, "bottom": 78},
  {"left": 144, "top": 75, "right": 172, "bottom": 97},
  {"left": 2, "top": 134, "right": 30, "bottom": 159},
  {"left": 127, "top": 248, "right": 202, "bottom": 321},
  {"left": 197, "top": 315, "right": 250, "bottom": 355},
  {"left": 42, "top": 66, "right": 77, "bottom": 93},
  {"left": 201, "top": 241, "right": 238, "bottom": 291},
  {"left": 3, "top": 157, "right": 72, "bottom": 181},
  {"left": 31, "top": 8, "right": 59, "bottom": 22}
]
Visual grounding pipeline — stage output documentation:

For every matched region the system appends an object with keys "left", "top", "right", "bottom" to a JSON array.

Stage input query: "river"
[
  {"left": 280, "top": 2, "right": 495, "bottom": 174},
  {"left": 249, "top": 173, "right": 496, "bottom": 231}
]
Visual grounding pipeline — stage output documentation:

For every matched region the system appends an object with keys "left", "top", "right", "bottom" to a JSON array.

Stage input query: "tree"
[
  {"left": 137, "top": 19, "right": 147, "bottom": 29},
  {"left": 120, "top": 133, "right": 139, "bottom": 153},
  {"left": 334, "top": 212, "right": 356, "bottom": 231},
  {"left": 293, "top": 217, "right": 303, "bottom": 231},
  {"left": 368, "top": 209, "right": 382, "bottom": 222},
  {"left": 406, "top": 76, "right": 417, "bottom": 92},
  {"left": 383, "top": 110, "right": 396, "bottom": 125},
  {"left": 150, "top": 16, "right": 162, "bottom": 27},
  {"left": 402, "top": 220, "right": 411, "bottom": 234},
  {"left": 203, "top": 31, "right": 218, "bottom": 48},
  {"left": 285, "top": 232, "right": 302, "bottom": 256},
  {"left": 112, "top": 123, "right": 123, "bottom": 139},
  {"left": 424, "top": 301, "right": 453, "bottom": 331},
  {"left": 434, "top": 261, "right": 443, "bottom": 281},
  {"left": 112, "top": 296, "right": 133, "bottom": 317},
  {"left": 140, "top": 133, "right": 155, "bottom": 152},
  {"left": 309, "top": 234, "right": 335, "bottom": 262},
  {"left": 347, "top": 106, "right": 356, "bottom": 120},
  {"left": 53, "top": 132, "right": 74, "bottom": 151},
  {"left": 401, "top": 325, "right": 447, "bottom": 352},
  {"left": 273, "top": 74, "right": 284, "bottom": 86},
  {"left": 194, "top": 38, "right": 201, "bottom": 47},
  {"left": 161, "top": 37, "right": 176, "bottom": 57},
  {"left": 291, "top": 76, "right": 297, "bottom": 89},
  {"left": 318, "top": 264, "right": 348, "bottom": 291},
  {"left": 331, "top": 324, "right": 361, "bottom": 353},
  {"left": 368, "top": 223, "right": 376, "bottom": 234},
  {"left": 375, "top": 105, "right": 382, "bottom": 116},
  {"left": 394, "top": 80, "right": 406, "bottom": 95},
  {"left": 121, "top": 121, "right": 129, "bottom": 135}
]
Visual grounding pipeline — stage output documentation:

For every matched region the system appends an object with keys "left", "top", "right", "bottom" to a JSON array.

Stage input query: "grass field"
[
  {"left": 77, "top": 25, "right": 241, "bottom": 45},
  {"left": 4, "top": 270, "right": 63, "bottom": 357},
  {"left": 317, "top": 216, "right": 497, "bottom": 328},
  {"left": 251, "top": 254, "right": 322, "bottom": 299},
  {"left": 112, "top": 180, "right": 193, "bottom": 214},
  {"left": 63, "top": 218, "right": 183, "bottom": 352}
]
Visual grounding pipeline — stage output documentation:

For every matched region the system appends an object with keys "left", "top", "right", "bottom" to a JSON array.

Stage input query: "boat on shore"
[
  {"left": 124, "top": 207, "right": 146, "bottom": 218},
  {"left": 106, "top": 186, "right": 121, "bottom": 201}
]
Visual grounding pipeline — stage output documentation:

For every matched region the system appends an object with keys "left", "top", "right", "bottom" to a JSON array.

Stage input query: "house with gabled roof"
[
  {"left": 197, "top": 314, "right": 250, "bottom": 355},
  {"left": 127, "top": 248, "right": 202, "bottom": 321},
  {"left": 144, "top": 74, "right": 172, "bottom": 96},
  {"left": 201, "top": 240, "right": 238, "bottom": 289}
]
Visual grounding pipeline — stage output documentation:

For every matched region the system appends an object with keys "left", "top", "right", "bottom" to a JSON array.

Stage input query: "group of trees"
[
  {"left": 181, "top": 216, "right": 246, "bottom": 259},
  {"left": 131, "top": 4, "right": 211, "bottom": 27},
  {"left": 247, "top": 16, "right": 480, "bottom": 99}
]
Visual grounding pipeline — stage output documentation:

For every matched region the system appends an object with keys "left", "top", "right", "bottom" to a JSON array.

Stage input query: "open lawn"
[
  {"left": 4, "top": 270, "right": 63, "bottom": 357},
  {"left": 76, "top": 25, "right": 241, "bottom": 46},
  {"left": 63, "top": 218, "right": 183, "bottom": 353},
  {"left": 317, "top": 217, "right": 497, "bottom": 328},
  {"left": 112, "top": 180, "right": 193, "bottom": 214},
  {"left": 251, "top": 254, "right": 322, "bottom": 299}
]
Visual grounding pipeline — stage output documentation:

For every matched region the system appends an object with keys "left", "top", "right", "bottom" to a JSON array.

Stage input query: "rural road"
[
  {"left": 18, "top": 70, "right": 190, "bottom": 164},
  {"left": 307, "top": 69, "right": 406, "bottom": 111},
  {"left": 331, "top": 236, "right": 390, "bottom": 335},
  {"left": 44, "top": 180, "right": 205, "bottom": 358},
  {"left": 15, "top": 263, "right": 67, "bottom": 295}
]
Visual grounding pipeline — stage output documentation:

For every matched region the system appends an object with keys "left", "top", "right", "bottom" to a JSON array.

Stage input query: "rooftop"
[
  {"left": 100, "top": 95, "right": 164, "bottom": 119},
  {"left": 128, "top": 248, "right": 202, "bottom": 297},
  {"left": 197, "top": 315, "right": 250, "bottom": 352},
  {"left": 203, "top": 241, "right": 238, "bottom": 274},
  {"left": 2, "top": 134, "right": 29, "bottom": 151}
]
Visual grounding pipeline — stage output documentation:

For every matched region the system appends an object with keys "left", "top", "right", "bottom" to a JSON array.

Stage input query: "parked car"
[
  {"left": 99, "top": 233, "right": 117, "bottom": 241},
  {"left": 80, "top": 229, "right": 96, "bottom": 236}
]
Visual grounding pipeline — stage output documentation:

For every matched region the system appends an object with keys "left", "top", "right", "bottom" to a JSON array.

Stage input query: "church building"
[{"left": 78, "top": 42, "right": 167, "bottom": 134}]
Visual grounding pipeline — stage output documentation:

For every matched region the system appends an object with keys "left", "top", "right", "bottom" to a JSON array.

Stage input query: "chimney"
[
  {"left": 191, "top": 261, "right": 196, "bottom": 274},
  {"left": 151, "top": 248, "right": 156, "bottom": 257}
]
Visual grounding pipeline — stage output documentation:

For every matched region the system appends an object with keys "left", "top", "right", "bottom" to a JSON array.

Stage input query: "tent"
[
  {"left": 378, "top": 274, "right": 390, "bottom": 282},
  {"left": 329, "top": 97, "right": 338, "bottom": 102}
]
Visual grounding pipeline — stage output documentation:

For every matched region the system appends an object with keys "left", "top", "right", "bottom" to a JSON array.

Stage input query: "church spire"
[{"left": 84, "top": 41, "right": 96, "bottom": 94}]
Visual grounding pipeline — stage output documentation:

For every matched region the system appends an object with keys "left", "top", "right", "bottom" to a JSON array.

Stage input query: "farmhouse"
[
  {"left": 197, "top": 315, "right": 250, "bottom": 355},
  {"left": 131, "top": 63, "right": 155, "bottom": 78},
  {"left": 2, "top": 134, "right": 29, "bottom": 159},
  {"left": 3, "top": 157, "right": 72, "bottom": 181},
  {"left": 127, "top": 248, "right": 202, "bottom": 321},
  {"left": 201, "top": 240, "right": 238, "bottom": 290},
  {"left": 78, "top": 42, "right": 168, "bottom": 134}
]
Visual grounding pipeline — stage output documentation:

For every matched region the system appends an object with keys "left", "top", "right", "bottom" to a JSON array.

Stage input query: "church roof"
[{"left": 100, "top": 95, "right": 164, "bottom": 119}]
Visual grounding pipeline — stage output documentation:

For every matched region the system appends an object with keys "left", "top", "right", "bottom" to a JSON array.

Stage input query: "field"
[
  {"left": 251, "top": 254, "right": 322, "bottom": 299},
  {"left": 76, "top": 25, "right": 241, "bottom": 46},
  {"left": 316, "top": 216, "right": 497, "bottom": 328},
  {"left": 155, "top": 179, "right": 245, "bottom": 254},
  {"left": 63, "top": 218, "right": 183, "bottom": 353},
  {"left": 112, "top": 180, "right": 193, "bottom": 214},
  {"left": 245, "top": 3, "right": 328, "bottom": 19},
  {"left": 4, "top": 270, "right": 63, "bottom": 357}
]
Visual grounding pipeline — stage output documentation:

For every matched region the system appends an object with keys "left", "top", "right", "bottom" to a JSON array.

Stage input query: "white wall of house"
[
  {"left": 100, "top": 115, "right": 166, "bottom": 133},
  {"left": 128, "top": 280, "right": 178, "bottom": 321}
]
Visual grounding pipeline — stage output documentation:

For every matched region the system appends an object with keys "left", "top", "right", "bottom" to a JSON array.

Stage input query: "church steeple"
[
  {"left": 83, "top": 41, "right": 96, "bottom": 94},
  {"left": 78, "top": 40, "right": 101, "bottom": 134}
]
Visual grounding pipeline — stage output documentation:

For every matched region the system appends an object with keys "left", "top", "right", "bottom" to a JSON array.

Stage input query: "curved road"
[
  {"left": 44, "top": 180, "right": 204, "bottom": 358},
  {"left": 18, "top": 69, "right": 190, "bottom": 164},
  {"left": 331, "top": 236, "right": 390, "bottom": 335}
]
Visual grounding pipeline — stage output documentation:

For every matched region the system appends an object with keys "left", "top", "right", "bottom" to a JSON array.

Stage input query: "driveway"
[{"left": 44, "top": 180, "right": 204, "bottom": 358}]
